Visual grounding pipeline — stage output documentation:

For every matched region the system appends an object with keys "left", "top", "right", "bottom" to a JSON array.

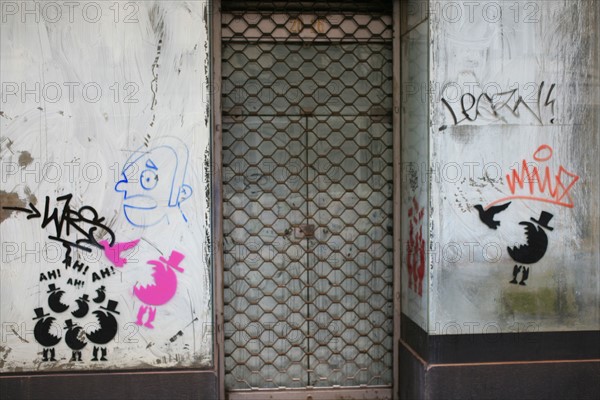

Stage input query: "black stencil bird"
[
  {"left": 64, "top": 319, "right": 87, "bottom": 361},
  {"left": 32, "top": 307, "right": 61, "bottom": 361},
  {"left": 520, "top": 267, "right": 530, "bottom": 286},
  {"left": 510, "top": 265, "right": 522, "bottom": 284},
  {"left": 92, "top": 285, "right": 106, "bottom": 304},
  {"left": 474, "top": 202, "right": 511, "bottom": 229},
  {"left": 47, "top": 284, "right": 69, "bottom": 313},
  {"left": 71, "top": 294, "right": 90, "bottom": 318},
  {"left": 507, "top": 211, "right": 554, "bottom": 264},
  {"left": 86, "top": 299, "right": 119, "bottom": 361}
]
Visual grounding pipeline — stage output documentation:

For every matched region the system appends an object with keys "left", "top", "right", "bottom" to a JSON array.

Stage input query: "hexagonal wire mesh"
[{"left": 222, "top": 1, "right": 394, "bottom": 390}]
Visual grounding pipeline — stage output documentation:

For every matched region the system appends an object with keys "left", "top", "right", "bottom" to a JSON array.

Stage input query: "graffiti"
[
  {"left": 67, "top": 278, "right": 85, "bottom": 288},
  {"left": 476, "top": 202, "right": 554, "bottom": 285},
  {"left": 64, "top": 319, "right": 87, "bottom": 361},
  {"left": 1, "top": 194, "right": 118, "bottom": 265},
  {"left": 133, "top": 251, "right": 185, "bottom": 329},
  {"left": 474, "top": 201, "right": 511, "bottom": 229},
  {"left": 115, "top": 137, "right": 193, "bottom": 227},
  {"left": 32, "top": 307, "right": 61, "bottom": 362},
  {"left": 406, "top": 197, "right": 425, "bottom": 296},
  {"left": 486, "top": 145, "right": 579, "bottom": 209},
  {"left": 66, "top": 260, "right": 90, "bottom": 275},
  {"left": 30, "top": 284, "right": 120, "bottom": 362},
  {"left": 441, "top": 81, "right": 556, "bottom": 127},
  {"left": 91, "top": 266, "right": 116, "bottom": 282},
  {"left": 92, "top": 286, "right": 106, "bottom": 303},
  {"left": 506, "top": 211, "right": 554, "bottom": 286},
  {"left": 99, "top": 239, "right": 140, "bottom": 267},
  {"left": 71, "top": 294, "right": 90, "bottom": 318},
  {"left": 510, "top": 265, "right": 530, "bottom": 286},
  {"left": 39, "top": 269, "right": 61, "bottom": 282},
  {"left": 47, "top": 284, "right": 69, "bottom": 313},
  {"left": 169, "top": 317, "right": 198, "bottom": 343},
  {"left": 2, "top": 193, "right": 139, "bottom": 287},
  {"left": 86, "top": 299, "right": 120, "bottom": 361}
]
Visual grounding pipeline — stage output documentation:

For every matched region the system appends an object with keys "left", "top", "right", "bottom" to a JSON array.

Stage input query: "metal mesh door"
[{"left": 222, "top": 2, "right": 393, "bottom": 391}]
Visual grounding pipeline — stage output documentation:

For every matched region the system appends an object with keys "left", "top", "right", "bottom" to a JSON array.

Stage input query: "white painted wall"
[
  {"left": 0, "top": 1, "right": 213, "bottom": 371},
  {"left": 401, "top": 13, "right": 429, "bottom": 331},
  {"left": 427, "top": 0, "right": 599, "bottom": 334}
]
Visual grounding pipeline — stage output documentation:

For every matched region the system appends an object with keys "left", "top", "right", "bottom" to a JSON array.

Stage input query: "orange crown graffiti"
[{"left": 487, "top": 145, "right": 579, "bottom": 209}]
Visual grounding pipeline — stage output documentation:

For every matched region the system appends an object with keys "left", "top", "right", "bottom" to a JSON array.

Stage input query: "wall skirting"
[
  {"left": 0, "top": 370, "right": 218, "bottom": 400},
  {"left": 400, "top": 314, "right": 600, "bottom": 399}
]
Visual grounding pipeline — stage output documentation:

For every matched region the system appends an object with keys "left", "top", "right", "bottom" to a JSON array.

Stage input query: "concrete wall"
[
  {"left": 401, "top": 0, "right": 430, "bottom": 332},
  {"left": 421, "top": 0, "right": 600, "bottom": 334},
  {"left": 0, "top": 1, "right": 213, "bottom": 372}
]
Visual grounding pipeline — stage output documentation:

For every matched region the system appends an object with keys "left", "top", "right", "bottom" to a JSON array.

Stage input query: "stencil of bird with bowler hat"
[
  {"left": 71, "top": 294, "right": 90, "bottom": 318},
  {"left": 64, "top": 319, "right": 87, "bottom": 361},
  {"left": 47, "top": 283, "right": 69, "bottom": 313},
  {"left": 134, "top": 250, "right": 185, "bottom": 328},
  {"left": 507, "top": 211, "right": 554, "bottom": 285},
  {"left": 86, "top": 299, "right": 120, "bottom": 361},
  {"left": 33, "top": 307, "right": 61, "bottom": 361},
  {"left": 92, "top": 286, "right": 106, "bottom": 303}
]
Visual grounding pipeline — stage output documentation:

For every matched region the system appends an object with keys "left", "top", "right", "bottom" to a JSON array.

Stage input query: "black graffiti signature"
[
  {"left": 441, "top": 81, "right": 556, "bottom": 127},
  {"left": 3, "top": 194, "right": 115, "bottom": 258}
]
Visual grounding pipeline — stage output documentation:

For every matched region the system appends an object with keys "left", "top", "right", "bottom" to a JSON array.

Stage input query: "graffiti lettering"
[
  {"left": 441, "top": 81, "right": 556, "bottom": 127},
  {"left": 92, "top": 267, "right": 115, "bottom": 282},
  {"left": 2, "top": 194, "right": 115, "bottom": 263},
  {"left": 487, "top": 145, "right": 579, "bottom": 209},
  {"left": 39, "top": 269, "right": 61, "bottom": 282},
  {"left": 66, "top": 278, "right": 85, "bottom": 288}
]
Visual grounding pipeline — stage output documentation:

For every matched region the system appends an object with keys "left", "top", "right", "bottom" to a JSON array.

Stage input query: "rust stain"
[
  {"left": 18, "top": 151, "right": 33, "bottom": 167},
  {"left": 0, "top": 190, "right": 26, "bottom": 223}
]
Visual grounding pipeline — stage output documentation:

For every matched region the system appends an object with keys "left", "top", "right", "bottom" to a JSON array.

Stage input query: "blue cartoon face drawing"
[{"left": 115, "top": 138, "right": 193, "bottom": 227}]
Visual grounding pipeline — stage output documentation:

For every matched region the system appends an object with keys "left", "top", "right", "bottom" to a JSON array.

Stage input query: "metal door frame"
[{"left": 211, "top": 1, "right": 403, "bottom": 399}]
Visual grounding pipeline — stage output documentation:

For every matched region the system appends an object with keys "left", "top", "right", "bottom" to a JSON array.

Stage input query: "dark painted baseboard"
[
  {"left": 0, "top": 370, "right": 218, "bottom": 400},
  {"left": 400, "top": 341, "right": 600, "bottom": 400},
  {"left": 426, "top": 360, "right": 600, "bottom": 400},
  {"left": 400, "top": 313, "right": 600, "bottom": 399},
  {"left": 401, "top": 313, "right": 600, "bottom": 363}
]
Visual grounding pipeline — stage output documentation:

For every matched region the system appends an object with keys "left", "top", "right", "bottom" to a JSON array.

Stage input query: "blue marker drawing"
[{"left": 115, "top": 137, "right": 193, "bottom": 227}]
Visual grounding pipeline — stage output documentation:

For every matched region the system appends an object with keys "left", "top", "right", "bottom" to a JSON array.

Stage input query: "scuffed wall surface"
[
  {"left": 429, "top": 0, "right": 599, "bottom": 333},
  {"left": 0, "top": 1, "right": 213, "bottom": 371},
  {"left": 401, "top": 13, "right": 429, "bottom": 330}
]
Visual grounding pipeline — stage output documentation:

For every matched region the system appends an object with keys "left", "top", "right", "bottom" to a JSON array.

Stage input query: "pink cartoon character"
[{"left": 134, "top": 250, "right": 185, "bottom": 328}]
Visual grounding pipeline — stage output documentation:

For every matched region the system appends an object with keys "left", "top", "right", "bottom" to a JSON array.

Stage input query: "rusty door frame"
[{"left": 211, "top": 1, "right": 403, "bottom": 399}]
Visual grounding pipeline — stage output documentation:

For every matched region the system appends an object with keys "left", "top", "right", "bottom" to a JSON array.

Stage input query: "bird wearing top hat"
[
  {"left": 47, "top": 284, "right": 69, "bottom": 313},
  {"left": 32, "top": 307, "right": 61, "bottom": 361},
  {"left": 86, "top": 299, "right": 120, "bottom": 361},
  {"left": 507, "top": 211, "right": 554, "bottom": 285},
  {"left": 64, "top": 319, "right": 87, "bottom": 361},
  {"left": 134, "top": 250, "right": 185, "bottom": 329},
  {"left": 71, "top": 294, "right": 90, "bottom": 318},
  {"left": 92, "top": 285, "right": 106, "bottom": 303}
]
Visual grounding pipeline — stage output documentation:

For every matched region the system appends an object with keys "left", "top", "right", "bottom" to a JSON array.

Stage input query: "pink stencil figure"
[
  {"left": 99, "top": 239, "right": 140, "bottom": 267},
  {"left": 134, "top": 250, "right": 185, "bottom": 328}
]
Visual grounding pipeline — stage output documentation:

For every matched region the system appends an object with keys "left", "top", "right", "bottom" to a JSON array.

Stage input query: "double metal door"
[{"left": 221, "top": 7, "right": 394, "bottom": 391}]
